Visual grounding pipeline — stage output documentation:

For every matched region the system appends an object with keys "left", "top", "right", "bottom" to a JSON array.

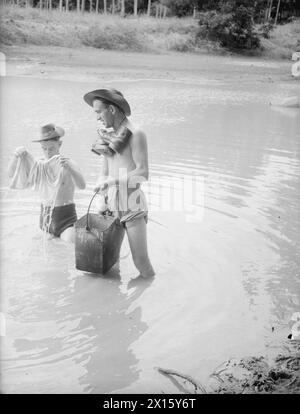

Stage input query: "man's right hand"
[
  {"left": 94, "top": 181, "right": 108, "bottom": 194},
  {"left": 14, "top": 146, "right": 27, "bottom": 157}
]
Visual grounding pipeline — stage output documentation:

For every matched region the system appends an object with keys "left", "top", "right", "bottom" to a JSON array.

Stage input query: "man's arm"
[
  {"left": 59, "top": 158, "right": 86, "bottom": 189},
  {"left": 94, "top": 156, "right": 109, "bottom": 192}
]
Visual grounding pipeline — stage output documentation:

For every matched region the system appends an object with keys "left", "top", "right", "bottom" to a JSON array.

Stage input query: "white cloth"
[{"left": 10, "top": 153, "right": 63, "bottom": 205}]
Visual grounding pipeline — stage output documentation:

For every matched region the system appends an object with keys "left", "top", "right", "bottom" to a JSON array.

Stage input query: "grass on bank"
[
  {"left": 260, "top": 20, "right": 300, "bottom": 59},
  {"left": 0, "top": 4, "right": 299, "bottom": 58},
  {"left": 0, "top": 4, "right": 203, "bottom": 53}
]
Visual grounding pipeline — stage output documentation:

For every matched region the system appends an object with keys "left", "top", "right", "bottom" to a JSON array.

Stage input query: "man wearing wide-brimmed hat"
[
  {"left": 8, "top": 123, "right": 86, "bottom": 242},
  {"left": 84, "top": 88, "right": 155, "bottom": 279}
]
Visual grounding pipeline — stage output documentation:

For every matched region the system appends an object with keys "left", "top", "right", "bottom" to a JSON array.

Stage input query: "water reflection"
[{"left": 1, "top": 231, "right": 150, "bottom": 393}]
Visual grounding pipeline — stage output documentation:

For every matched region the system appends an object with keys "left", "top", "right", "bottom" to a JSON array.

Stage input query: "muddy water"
[{"left": 0, "top": 76, "right": 300, "bottom": 393}]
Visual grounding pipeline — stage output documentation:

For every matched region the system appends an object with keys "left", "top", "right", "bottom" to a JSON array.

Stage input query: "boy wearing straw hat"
[
  {"left": 83, "top": 88, "right": 155, "bottom": 279},
  {"left": 8, "top": 124, "right": 86, "bottom": 242}
]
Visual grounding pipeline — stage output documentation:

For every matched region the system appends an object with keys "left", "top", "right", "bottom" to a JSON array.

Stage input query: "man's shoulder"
[{"left": 130, "top": 127, "right": 147, "bottom": 141}]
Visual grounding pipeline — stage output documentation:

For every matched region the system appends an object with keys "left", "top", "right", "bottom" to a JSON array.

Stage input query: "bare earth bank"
[{"left": 2, "top": 44, "right": 298, "bottom": 86}]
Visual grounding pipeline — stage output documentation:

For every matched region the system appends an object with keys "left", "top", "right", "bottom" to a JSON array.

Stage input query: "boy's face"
[{"left": 40, "top": 139, "right": 62, "bottom": 159}]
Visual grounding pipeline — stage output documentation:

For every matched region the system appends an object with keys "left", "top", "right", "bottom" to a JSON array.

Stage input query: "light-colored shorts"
[{"left": 106, "top": 185, "right": 148, "bottom": 228}]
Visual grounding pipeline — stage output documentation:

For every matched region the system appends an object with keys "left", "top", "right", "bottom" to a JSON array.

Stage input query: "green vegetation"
[
  {"left": 0, "top": 5, "right": 203, "bottom": 52},
  {"left": 260, "top": 19, "right": 300, "bottom": 59},
  {"left": 0, "top": 4, "right": 299, "bottom": 58},
  {"left": 197, "top": 5, "right": 260, "bottom": 50}
]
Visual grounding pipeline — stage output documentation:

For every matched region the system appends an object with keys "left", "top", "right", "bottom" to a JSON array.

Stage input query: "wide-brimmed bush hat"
[
  {"left": 83, "top": 88, "right": 131, "bottom": 116},
  {"left": 32, "top": 123, "right": 65, "bottom": 142}
]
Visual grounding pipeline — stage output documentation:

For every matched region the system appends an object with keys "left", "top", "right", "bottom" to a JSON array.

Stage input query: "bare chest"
[{"left": 107, "top": 145, "right": 135, "bottom": 177}]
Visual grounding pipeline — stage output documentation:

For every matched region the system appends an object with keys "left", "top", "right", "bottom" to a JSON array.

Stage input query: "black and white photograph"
[{"left": 0, "top": 0, "right": 300, "bottom": 396}]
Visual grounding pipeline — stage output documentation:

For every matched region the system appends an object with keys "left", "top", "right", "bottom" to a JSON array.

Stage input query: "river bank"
[{"left": 1, "top": 43, "right": 297, "bottom": 86}]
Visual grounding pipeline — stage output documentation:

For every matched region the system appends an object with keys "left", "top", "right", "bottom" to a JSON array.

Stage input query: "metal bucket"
[{"left": 75, "top": 192, "right": 125, "bottom": 274}]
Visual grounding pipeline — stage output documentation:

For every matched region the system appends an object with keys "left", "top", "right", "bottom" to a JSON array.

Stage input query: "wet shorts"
[
  {"left": 40, "top": 203, "right": 77, "bottom": 237},
  {"left": 106, "top": 186, "right": 148, "bottom": 228}
]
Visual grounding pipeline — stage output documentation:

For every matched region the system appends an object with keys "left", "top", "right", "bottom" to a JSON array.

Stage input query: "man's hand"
[
  {"left": 14, "top": 146, "right": 27, "bottom": 158},
  {"left": 94, "top": 181, "right": 108, "bottom": 194}
]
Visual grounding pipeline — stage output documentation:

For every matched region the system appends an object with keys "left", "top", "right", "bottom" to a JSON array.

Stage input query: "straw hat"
[
  {"left": 83, "top": 88, "right": 131, "bottom": 116},
  {"left": 32, "top": 123, "right": 65, "bottom": 142}
]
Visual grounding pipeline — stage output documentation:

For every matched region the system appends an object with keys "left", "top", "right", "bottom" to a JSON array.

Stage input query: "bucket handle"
[{"left": 86, "top": 191, "right": 108, "bottom": 231}]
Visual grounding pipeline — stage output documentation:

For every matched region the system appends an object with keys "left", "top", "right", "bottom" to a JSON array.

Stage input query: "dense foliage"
[{"left": 197, "top": 1, "right": 261, "bottom": 50}]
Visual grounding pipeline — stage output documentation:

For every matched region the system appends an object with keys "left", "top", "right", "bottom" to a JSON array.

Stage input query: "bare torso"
[
  {"left": 54, "top": 168, "right": 75, "bottom": 206},
  {"left": 107, "top": 141, "right": 136, "bottom": 178},
  {"left": 106, "top": 121, "right": 137, "bottom": 181}
]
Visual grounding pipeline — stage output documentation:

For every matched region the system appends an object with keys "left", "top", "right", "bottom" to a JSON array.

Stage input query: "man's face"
[
  {"left": 93, "top": 99, "right": 114, "bottom": 128},
  {"left": 40, "top": 139, "right": 61, "bottom": 159}
]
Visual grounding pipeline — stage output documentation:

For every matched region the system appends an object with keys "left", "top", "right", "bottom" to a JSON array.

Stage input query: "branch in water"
[{"left": 155, "top": 366, "right": 207, "bottom": 394}]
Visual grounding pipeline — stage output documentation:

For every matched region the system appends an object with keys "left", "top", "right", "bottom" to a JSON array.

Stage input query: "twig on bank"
[{"left": 155, "top": 366, "right": 207, "bottom": 394}]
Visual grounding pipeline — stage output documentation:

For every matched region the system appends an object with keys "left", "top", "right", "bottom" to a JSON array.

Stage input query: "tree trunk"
[
  {"left": 134, "top": 0, "right": 138, "bottom": 16},
  {"left": 112, "top": 0, "right": 115, "bottom": 14},
  {"left": 77, "top": 0, "right": 80, "bottom": 12},
  {"left": 40, "top": 0, "right": 42, "bottom": 9},
  {"left": 268, "top": 0, "right": 274, "bottom": 20},
  {"left": 89, "top": 0, "right": 92, "bottom": 12},
  {"left": 147, "top": 0, "right": 151, "bottom": 16},
  {"left": 274, "top": 0, "right": 281, "bottom": 25},
  {"left": 163, "top": 5, "right": 167, "bottom": 18},
  {"left": 120, "top": 0, "right": 125, "bottom": 17},
  {"left": 81, "top": 0, "right": 85, "bottom": 13},
  {"left": 155, "top": 3, "right": 158, "bottom": 18},
  {"left": 49, "top": 0, "right": 52, "bottom": 10},
  {"left": 95, "top": 0, "right": 99, "bottom": 13},
  {"left": 66, "top": 0, "right": 69, "bottom": 11},
  {"left": 265, "top": 0, "right": 270, "bottom": 21},
  {"left": 59, "top": 0, "right": 63, "bottom": 12},
  {"left": 104, "top": 0, "right": 107, "bottom": 14}
]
